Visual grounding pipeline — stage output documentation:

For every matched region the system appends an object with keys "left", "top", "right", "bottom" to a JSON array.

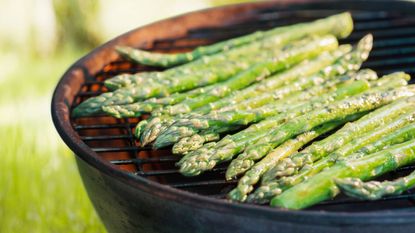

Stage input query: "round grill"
[{"left": 52, "top": 1, "right": 415, "bottom": 232}]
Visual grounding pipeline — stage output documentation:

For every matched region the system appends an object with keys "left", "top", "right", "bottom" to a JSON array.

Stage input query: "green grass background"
[{"left": 0, "top": 50, "right": 107, "bottom": 232}]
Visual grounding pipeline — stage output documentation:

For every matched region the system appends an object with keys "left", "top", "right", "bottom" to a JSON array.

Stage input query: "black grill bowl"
[{"left": 52, "top": 1, "right": 415, "bottom": 233}]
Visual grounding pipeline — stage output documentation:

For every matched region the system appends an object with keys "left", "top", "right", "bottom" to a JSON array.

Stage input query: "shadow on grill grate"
[{"left": 71, "top": 8, "right": 415, "bottom": 211}]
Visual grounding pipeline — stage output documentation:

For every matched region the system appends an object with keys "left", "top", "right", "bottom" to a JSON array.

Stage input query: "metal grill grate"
[{"left": 71, "top": 8, "right": 415, "bottom": 211}]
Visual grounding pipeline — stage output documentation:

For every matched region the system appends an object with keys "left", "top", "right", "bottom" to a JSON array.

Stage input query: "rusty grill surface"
[{"left": 71, "top": 8, "right": 415, "bottom": 212}]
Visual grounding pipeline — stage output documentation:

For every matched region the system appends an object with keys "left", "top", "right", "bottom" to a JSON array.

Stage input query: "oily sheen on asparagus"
[{"left": 71, "top": 12, "right": 415, "bottom": 210}]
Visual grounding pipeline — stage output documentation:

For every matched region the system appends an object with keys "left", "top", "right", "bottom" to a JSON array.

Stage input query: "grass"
[{"left": 0, "top": 49, "right": 106, "bottom": 233}]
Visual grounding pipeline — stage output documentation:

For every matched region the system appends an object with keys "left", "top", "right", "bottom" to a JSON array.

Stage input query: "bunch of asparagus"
[{"left": 72, "top": 12, "right": 415, "bottom": 209}]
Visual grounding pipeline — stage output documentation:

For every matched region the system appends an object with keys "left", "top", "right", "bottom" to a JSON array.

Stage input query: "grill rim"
[{"left": 51, "top": 0, "right": 415, "bottom": 226}]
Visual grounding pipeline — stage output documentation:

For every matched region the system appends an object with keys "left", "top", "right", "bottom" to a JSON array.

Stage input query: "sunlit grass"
[{"left": 0, "top": 50, "right": 106, "bottom": 233}]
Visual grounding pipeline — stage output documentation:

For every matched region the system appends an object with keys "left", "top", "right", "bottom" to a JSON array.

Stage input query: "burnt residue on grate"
[{"left": 70, "top": 9, "right": 415, "bottom": 211}]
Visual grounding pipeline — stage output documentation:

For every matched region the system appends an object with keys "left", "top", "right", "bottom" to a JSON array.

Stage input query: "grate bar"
[
  {"left": 93, "top": 146, "right": 154, "bottom": 153},
  {"left": 363, "top": 57, "right": 415, "bottom": 68},
  {"left": 81, "top": 134, "right": 132, "bottom": 141},
  {"left": 170, "top": 179, "right": 237, "bottom": 189},
  {"left": 111, "top": 156, "right": 179, "bottom": 165},
  {"left": 74, "top": 122, "right": 136, "bottom": 130}
]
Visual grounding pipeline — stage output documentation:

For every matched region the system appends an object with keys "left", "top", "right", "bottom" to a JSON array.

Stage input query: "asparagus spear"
[
  {"left": 225, "top": 82, "right": 412, "bottom": 178},
  {"left": 161, "top": 35, "right": 339, "bottom": 115},
  {"left": 102, "top": 83, "right": 218, "bottom": 118},
  {"left": 142, "top": 36, "right": 373, "bottom": 146},
  {"left": 74, "top": 32, "right": 301, "bottom": 118},
  {"left": 170, "top": 78, "right": 349, "bottom": 155},
  {"left": 175, "top": 74, "right": 375, "bottom": 165},
  {"left": 251, "top": 107, "right": 415, "bottom": 203},
  {"left": 105, "top": 46, "right": 348, "bottom": 118},
  {"left": 196, "top": 34, "right": 371, "bottom": 114},
  {"left": 265, "top": 78, "right": 412, "bottom": 180},
  {"left": 159, "top": 74, "right": 373, "bottom": 150},
  {"left": 336, "top": 168, "right": 415, "bottom": 200},
  {"left": 179, "top": 69, "right": 376, "bottom": 137},
  {"left": 138, "top": 35, "right": 340, "bottom": 144},
  {"left": 116, "top": 12, "right": 353, "bottom": 67},
  {"left": 358, "top": 123, "right": 415, "bottom": 155},
  {"left": 106, "top": 12, "right": 353, "bottom": 91},
  {"left": 172, "top": 131, "right": 223, "bottom": 155},
  {"left": 179, "top": 85, "right": 413, "bottom": 177},
  {"left": 271, "top": 139, "right": 415, "bottom": 209},
  {"left": 106, "top": 39, "right": 280, "bottom": 91},
  {"left": 227, "top": 121, "right": 348, "bottom": 202}
]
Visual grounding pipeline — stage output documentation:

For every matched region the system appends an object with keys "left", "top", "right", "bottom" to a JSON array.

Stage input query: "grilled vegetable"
[
  {"left": 161, "top": 35, "right": 339, "bottom": 116},
  {"left": 250, "top": 105, "right": 415, "bottom": 204},
  {"left": 178, "top": 85, "right": 414, "bottom": 177},
  {"left": 155, "top": 70, "right": 377, "bottom": 150},
  {"left": 271, "top": 139, "right": 415, "bottom": 209},
  {"left": 336, "top": 167, "right": 415, "bottom": 200},
  {"left": 264, "top": 78, "right": 412, "bottom": 181},
  {"left": 72, "top": 40, "right": 286, "bottom": 117},
  {"left": 103, "top": 85, "right": 217, "bottom": 118},
  {"left": 115, "top": 12, "right": 353, "bottom": 67},
  {"left": 175, "top": 74, "right": 375, "bottom": 165},
  {"left": 140, "top": 35, "right": 372, "bottom": 146},
  {"left": 103, "top": 45, "right": 349, "bottom": 118},
  {"left": 227, "top": 120, "right": 349, "bottom": 202}
]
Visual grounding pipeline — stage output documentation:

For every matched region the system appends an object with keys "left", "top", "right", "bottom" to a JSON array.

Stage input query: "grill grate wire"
[{"left": 71, "top": 9, "right": 415, "bottom": 211}]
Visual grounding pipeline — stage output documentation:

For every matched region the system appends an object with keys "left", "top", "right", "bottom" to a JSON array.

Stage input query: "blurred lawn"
[{"left": 0, "top": 49, "right": 107, "bottom": 232}]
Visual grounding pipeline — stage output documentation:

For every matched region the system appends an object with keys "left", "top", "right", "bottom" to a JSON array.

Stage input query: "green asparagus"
[
  {"left": 139, "top": 36, "right": 341, "bottom": 144},
  {"left": 166, "top": 76, "right": 371, "bottom": 150},
  {"left": 161, "top": 35, "right": 339, "bottom": 116},
  {"left": 74, "top": 32, "right": 305, "bottom": 117},
  {"left": 175, "top": 75, "right": 375, "bottom": 167},
  {"left": 179, "top": 84, "right": 414, "bottom": 176},
  {"left": 116, "top": 12, "right": 353, "bottom": 67},
  {"left": 227, "top": 78, "right": 410, "bottom": 178},
  {"left": 271, "top": 139, "right": 415, "bottom": 209},
  {"left": 336, "top": 167, "right": 415, "bottom": 200},
  {"left": 227, "top": 121, "right": 348, "bottom": 202},
  {"left": 264, "top": 80, "right": 413, "bottom": 180},
  {"left": 102, "top": 83, "right": 219, "bottom": 118},
  {"left": 250, "top": 107, "right": 415, "bottom": 204},
  {"left": 162, "top": 70, "right": 376, "bottom": 152},
  {"left": 143, "top": 36, "right": 373, "bottom": 146}
]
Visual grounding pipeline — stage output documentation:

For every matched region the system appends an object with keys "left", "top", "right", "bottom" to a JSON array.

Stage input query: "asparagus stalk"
[
  {"left": 102, "top": 83, "right": 218, "bottom": 118},
  {"left": 142, "top": 36, "right": 373, "bottom": 146},
  {"left": 161, "top": 35, "right": 339, "bottom": 115},
  {"left": 170, "top": 77, "right": 350, "bottom": 155},
  {"left": 74, "top": 32, "right": 301, "bottom": 118},
  {"left": 336, "top": 168, "right": 415, "bottom": 200},
  {"left": 176, "top": 69, "right": 377, "bottom": 134},
  {"left": 197, "top": 34, "right": 371, "bottom": 114},
  {"left": 175, "top": 75, "right": 374, "bottom": 165},
  {"left": 250, "top": 107, "right": 415, "bottom": 204},
  {"left": 116, "top": 12, "right": 353, "bottom": 67},
  {"left": 108, "top": 46, "right": 347, "bottom": 118},
  {"left": 264, "top": 77, "right": 412, "bottom": 180},
  {"left": 226, "top": 79, "right": 409, "bottom": 176},
  {"left": 227, "top": 121, "right": 348, "bottom": 202},
  {"left": 139, "top": 36, "right": 340, "bottom": 144},
  {"left": 172, "top": 131, "right": 223, "bottom": 155},
  {"left": 106, "top": 31, "right": 295, "bottom": 91},
  {"left": 179, "top": 85, "right": 413, "bottom": 177},
  {"left": 358, "top": 123, "right": 415, "bottom": 155},
  {"left": 271, "top": 139, "right": 415, "bottom": 209},
  {"left": 161, "top": 70, "right": 377, "bottom": 151}
]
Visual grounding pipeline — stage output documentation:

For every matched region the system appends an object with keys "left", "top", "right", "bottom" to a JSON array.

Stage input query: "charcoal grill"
[{"left": 52, "top": 1, "right": 415, "bottom": 232}]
